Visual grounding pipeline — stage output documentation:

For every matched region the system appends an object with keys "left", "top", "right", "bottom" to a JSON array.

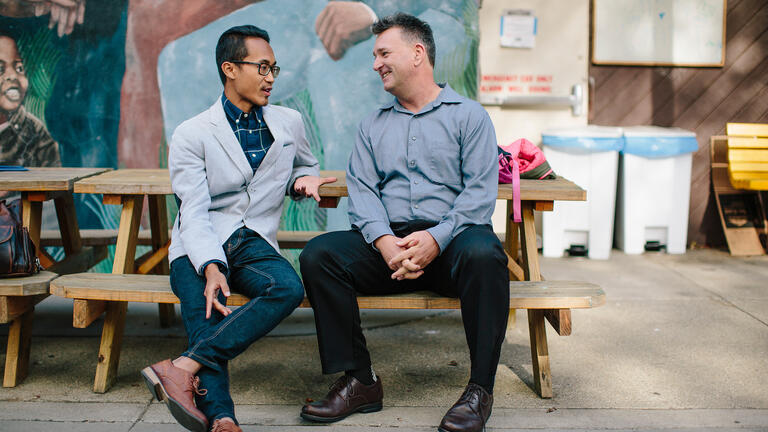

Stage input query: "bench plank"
[
  {"left": 0, "top": 272, "right": 59, "bottom": 296},
  {"left": 50, "top": 274, "right": 605, "bottom": 310}
]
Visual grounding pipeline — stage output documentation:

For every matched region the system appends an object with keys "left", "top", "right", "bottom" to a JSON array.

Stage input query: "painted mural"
[{"left": 1, "top": 0, "right": 478, "bottom": 268}]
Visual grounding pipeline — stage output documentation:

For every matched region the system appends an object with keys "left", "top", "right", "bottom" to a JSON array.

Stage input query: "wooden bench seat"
[
  {"left": 50, "top": 272, "right": 604, "bottom": 396},
  {"left": 726, "top": 123, "right": 768, "bottom": 191},
  {"left": 0, "top": 271, "right": 58, "bottom": 387}
]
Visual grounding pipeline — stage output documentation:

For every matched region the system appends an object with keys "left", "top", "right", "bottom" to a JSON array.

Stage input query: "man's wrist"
[{"left": 203, "top": 260, "right": 227, "bottom": 278}]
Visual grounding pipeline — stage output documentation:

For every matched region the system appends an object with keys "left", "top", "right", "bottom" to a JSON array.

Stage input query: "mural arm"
[
  {"left": 0, "top": 0, "right": 85, "bottom": 37},
  {"left": 315, "top": 0, "right": 468, "bottom": 61}
]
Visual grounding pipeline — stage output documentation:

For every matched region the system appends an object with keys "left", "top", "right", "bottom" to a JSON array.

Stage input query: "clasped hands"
[{"left": 375, "top": 231, "right": 440, "bottom": 281}]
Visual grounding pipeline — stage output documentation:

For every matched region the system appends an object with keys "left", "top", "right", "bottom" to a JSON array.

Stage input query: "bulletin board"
[{"left": 592, "top": 0, "right": 726, "bottom": 67}]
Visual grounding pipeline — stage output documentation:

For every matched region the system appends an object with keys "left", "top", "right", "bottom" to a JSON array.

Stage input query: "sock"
[
  {"left": 470, "top": 380, "right": 493, "bottom": 395},
  {"left": 345, "top": 366, "right": 376, "bottom": 385}
]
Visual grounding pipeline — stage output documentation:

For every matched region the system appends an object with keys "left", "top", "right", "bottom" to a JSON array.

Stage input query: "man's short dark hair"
[
  {"left": 215, "top": 25, "right": 270, "bottom": 84},
  {"left": 372, "top": 13, "right": 435, "bottom": 67}
]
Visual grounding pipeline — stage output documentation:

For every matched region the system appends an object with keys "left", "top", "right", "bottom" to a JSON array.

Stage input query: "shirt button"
[
  {"left": 414, "top": 179, "right": 419, "bottom": 185},
  {"left": 414, "top": 204, "right": 419, "bottom": 209},
  {"left": 412, "top": 136, "right": 417, "bottom": 140},
  {"left": 409, "top": 160, "right": 415, "bottom": 167},
  {"left": 244, "top": 113, "right": 248, "bottom": 118}
]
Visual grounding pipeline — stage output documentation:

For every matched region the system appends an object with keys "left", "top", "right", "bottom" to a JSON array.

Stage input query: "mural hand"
[{"left": 315, "top": 1, "right": 375, "bottom": 61}]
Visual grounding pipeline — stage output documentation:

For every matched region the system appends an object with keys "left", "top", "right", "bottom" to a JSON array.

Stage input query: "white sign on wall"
[
  {"left": 500, "top": 9, "right": 537, "bottom": 49},
  {"left": 592, "top": 0, "right": 726, "bottom": 66}
]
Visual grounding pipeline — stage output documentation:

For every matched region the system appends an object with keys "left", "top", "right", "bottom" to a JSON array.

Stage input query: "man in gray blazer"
[{"left": 141, "top": 25, "right": 335, "bottom": 432}]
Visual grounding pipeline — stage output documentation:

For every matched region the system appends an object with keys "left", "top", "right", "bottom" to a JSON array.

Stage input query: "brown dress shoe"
[
  {"left": 211, "top": 418, "right": 242, "bottom": 432},
  {"left": 141, "top": 359, "right": 209, "bottom": 432},
  {"left": 438, "top": 383, "right": 493, "bottom": 432},
  {"left": 301, "top": 375, "right": 383, "bottom": 423}
]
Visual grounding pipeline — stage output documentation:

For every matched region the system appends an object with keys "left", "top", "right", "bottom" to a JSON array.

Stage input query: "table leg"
[
  {"left": 518, "top": 202, "right": 541, "bottom": 282},
  {"left": 20, "top": 197, "right": 47, "bottom": 266},
  {"left": 148, "top": 195, "right": 174, "bottom": 327},
  {"left": 93, "top": 195, "right": 142, "bottom": 393},
  {"left": 53, "top": 192, "right": 83, "bottom": 256},
  {"left": 518, "top": 201, "right": 553, "bottom": 398}
]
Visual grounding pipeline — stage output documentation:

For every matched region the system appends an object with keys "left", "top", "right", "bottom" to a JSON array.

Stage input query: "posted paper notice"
[{"left": 500, "top": 9, "right": 536, "bottom": 49}]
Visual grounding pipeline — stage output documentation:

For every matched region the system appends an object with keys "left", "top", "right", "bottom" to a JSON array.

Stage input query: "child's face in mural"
[
  {"left": 0, "top": 36, "right": 28, "bottom": 115},
  {"left": 373, "top": 27, "right": 415, "bottom": 94},
  {"left": 230, "top": 37, "right": 276, "bottom": 108}
]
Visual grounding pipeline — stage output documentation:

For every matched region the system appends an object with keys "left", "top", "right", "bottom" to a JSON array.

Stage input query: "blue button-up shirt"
[
  {"left": 347, "top": 84, "right": 498, "bottom": 253},
  {"left": 221, "top": 93, "right": 274, "bottom": 171}
]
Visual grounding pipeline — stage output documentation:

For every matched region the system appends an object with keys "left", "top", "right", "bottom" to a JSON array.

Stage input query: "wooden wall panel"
[{"left": 589, "top": 0, "right": 768, "bottom": 248}]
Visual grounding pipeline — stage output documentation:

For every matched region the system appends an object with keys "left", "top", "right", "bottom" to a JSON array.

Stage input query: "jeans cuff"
[{"left": 182, "top": 350, "right": 222, "bottom": 373}]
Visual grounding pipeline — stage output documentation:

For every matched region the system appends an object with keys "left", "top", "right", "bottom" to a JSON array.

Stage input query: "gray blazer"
[{"left": 168, "top": 99, "right": 319, "bottom": 274}]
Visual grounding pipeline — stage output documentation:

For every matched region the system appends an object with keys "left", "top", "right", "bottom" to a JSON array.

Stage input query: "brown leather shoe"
[
  {"left": 141, "top": 359, "right": 209, "bottom": 432},
  {"left": 301, "top": 375, "right": 383, "bottom": 423},
  {"left": 438, "top": 383, "right": 493, "bottom": 432},
  {"left": 211, "top": 418, "right": 242, "bottom": 432}
]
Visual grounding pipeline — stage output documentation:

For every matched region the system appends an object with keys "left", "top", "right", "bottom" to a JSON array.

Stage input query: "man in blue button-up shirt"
[{"left": 300, "top": 13, "right": 508, "bottom": 432}]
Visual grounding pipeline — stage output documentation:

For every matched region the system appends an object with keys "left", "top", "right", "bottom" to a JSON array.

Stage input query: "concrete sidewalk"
[{"left": 1, "top": 249, "right": 767, "bottom": 431}]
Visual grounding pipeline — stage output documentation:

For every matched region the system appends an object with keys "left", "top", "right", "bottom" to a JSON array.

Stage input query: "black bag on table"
[{"left": 0, "top": 200, "right": 40, "bottom": 277}]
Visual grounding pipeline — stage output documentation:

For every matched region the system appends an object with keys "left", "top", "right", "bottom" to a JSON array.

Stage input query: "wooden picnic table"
[
  {"left": 0, "top": 167, "right": 111, "bottom": 388},
  {"left": 72, "top": 168, "right": 585, "bottom": 395},
  {"left": 0, "top": 167, "right": 111, "bottom": 273}
]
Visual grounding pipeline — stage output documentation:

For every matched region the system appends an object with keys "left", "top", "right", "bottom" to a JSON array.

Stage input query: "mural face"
[{"left": 0, "top": 36, "right": 27, "bottom": 115}]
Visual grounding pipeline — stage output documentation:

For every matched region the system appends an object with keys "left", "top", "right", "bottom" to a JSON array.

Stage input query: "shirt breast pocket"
[{"left": 425, "top": 141, "right": 462, "bottom": 186}]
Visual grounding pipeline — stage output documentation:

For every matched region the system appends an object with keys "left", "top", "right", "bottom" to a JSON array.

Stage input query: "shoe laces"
[
  {"left": 329, "top": 375, "right": 355, "bottom": 397},
  {"left": 457, "top": 384, "right": 487, "bottom": 413},
  {"left": 211, "top": 419, "right": 237, "bottom": 432},
  {"left": 190, "top": 376, "right": 207, "bottom": 396}
]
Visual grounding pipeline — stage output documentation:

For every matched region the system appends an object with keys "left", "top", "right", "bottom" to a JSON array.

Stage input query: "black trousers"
[{"left": 299, "top": 222, "right": 509, "bottom": 390}]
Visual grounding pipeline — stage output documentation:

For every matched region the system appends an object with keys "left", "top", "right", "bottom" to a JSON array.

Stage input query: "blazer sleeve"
[
  {"left": 169, "top": 123, "right": 228, "bottom": 275},
  {"left": 287, "top": 110, "right": 320, "bottom": 198}
]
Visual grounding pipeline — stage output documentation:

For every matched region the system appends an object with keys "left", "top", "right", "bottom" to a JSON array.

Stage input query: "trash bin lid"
[
  {"left": 542, "top": 125, "right": 624, "bottom": 152},
  {"left": 622, "top": 126, "right": 698, "bottom": 157}
]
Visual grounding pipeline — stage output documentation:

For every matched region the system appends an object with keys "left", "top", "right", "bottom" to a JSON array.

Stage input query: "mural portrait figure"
[{"left": 0, "top": 31, "right": 61, "bottom": 167}]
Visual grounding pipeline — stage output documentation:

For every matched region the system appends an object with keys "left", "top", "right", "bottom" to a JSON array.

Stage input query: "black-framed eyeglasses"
[{"left": 229, "top": 61, "right": 280, "bottom": 78}]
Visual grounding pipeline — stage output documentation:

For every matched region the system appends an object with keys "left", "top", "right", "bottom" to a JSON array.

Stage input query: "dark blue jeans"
[{"left": 170, "top": 227, "right": 304, "bottom": 425}]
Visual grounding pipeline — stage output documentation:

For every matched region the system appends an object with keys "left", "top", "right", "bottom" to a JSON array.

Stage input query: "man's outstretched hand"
[{"left": 294, "top": 175, "right": 337, "bottom": 202}]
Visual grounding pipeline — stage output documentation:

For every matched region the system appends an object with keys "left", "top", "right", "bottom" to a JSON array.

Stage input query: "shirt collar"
[
  {"left": 221, "top": 92, "right": 262, "bottom": 121},
  {"left": 379, "top": 83, "right": 463, "bottom": 113}
]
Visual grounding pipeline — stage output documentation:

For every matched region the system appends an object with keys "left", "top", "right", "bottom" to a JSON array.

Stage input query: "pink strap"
[{"left": 511, "top": 157, "right": 521, "bottom": 223}]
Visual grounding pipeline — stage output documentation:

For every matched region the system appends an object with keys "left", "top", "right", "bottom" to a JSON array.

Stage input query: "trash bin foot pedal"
[
  {"left": 566, "top": 244, "right": 588, "bottom": 256},
  {"left": 644, "top": 241, "right": 666, "bottom": 252}
]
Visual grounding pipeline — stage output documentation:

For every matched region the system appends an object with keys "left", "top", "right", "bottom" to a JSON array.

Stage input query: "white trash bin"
[
  {"left": 541, "top": 126, "right": 624, "bottom": 260},
  {"left": 615, "top": 126, "right": 698, "bottom": 255}
]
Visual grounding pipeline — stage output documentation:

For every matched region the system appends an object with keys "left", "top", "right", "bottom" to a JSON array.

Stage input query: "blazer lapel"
[
  {"left": 251, "top": 105, "right": 285, "bottom": 182},
  {"left": 208, "top": 101, "right": 253, "bottom": 183}
]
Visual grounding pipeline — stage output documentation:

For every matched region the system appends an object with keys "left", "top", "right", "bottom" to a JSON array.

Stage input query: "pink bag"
[{"left": 498, "top": 138, "right": 555, "bottom": 223}]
